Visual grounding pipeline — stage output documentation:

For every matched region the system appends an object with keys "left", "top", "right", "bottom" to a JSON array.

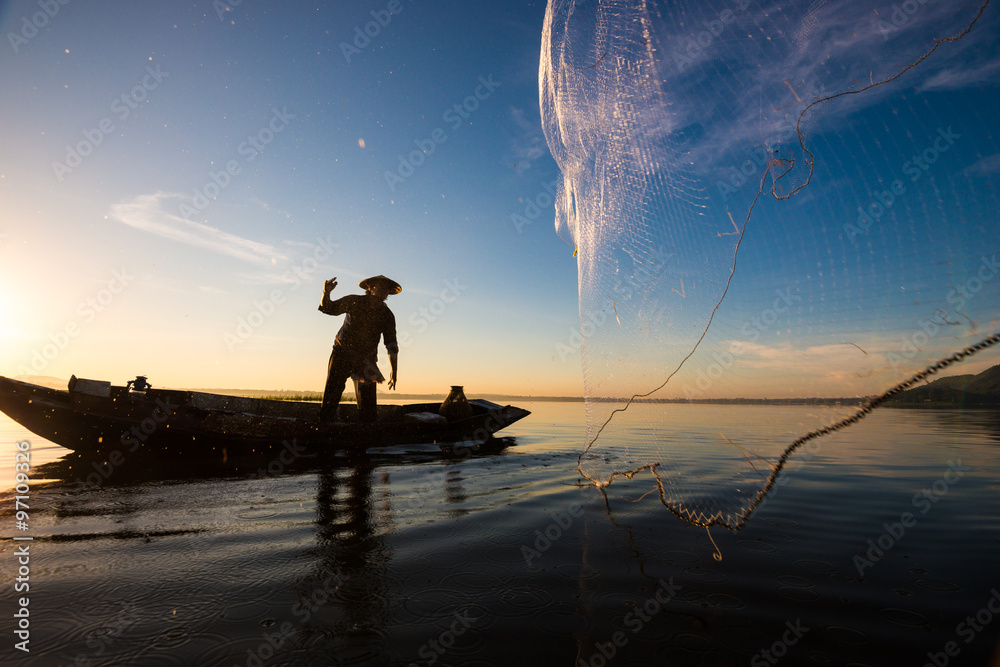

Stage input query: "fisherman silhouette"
[{"left": 318, "top": 275, "right": 400, "bottom": 423}]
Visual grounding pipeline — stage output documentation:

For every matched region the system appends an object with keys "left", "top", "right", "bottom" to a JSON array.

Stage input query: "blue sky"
[
  {"left": 0, "top": 0, "right": 583, "bottom": 396},
  {"left": 1, "top": 0, "right": 999, "bottom": 399}
]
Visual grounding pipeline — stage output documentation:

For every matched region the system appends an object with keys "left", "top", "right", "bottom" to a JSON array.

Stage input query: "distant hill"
[{"left": 887, "top": 364, "right": 1000, "bottom": 408}]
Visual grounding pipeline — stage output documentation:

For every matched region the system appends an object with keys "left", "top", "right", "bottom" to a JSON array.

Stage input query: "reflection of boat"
[{"left": 0, "top": 376, "right": 530, "bottom": 455}]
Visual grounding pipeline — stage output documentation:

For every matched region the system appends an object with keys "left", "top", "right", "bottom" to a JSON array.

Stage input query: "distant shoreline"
[
  {"left": 15, "top": 375, "right": 996, "bottom": 408},
  {"left": 234, "top": 394, "right": 997, "bottom": 408},
  {"left": 203, "top": 389, "right": 871, "bottom": 406}
]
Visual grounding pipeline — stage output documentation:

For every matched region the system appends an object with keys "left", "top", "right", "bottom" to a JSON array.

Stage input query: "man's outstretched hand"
[
  {"left": 324, "top": 277, "right": 338, "bottom": 293},
  {"left": 388, "top": 373, "right": 397, "bottom": 390}
]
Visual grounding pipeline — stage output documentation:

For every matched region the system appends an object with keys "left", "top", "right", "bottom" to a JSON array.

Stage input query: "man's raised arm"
[{"left": 319, "top": 277, "right": 338, "bottom": 314}]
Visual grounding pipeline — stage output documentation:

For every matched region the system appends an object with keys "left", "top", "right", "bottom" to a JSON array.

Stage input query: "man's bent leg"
[{"left": 320, "top": 349, "right": 351, "bottom": 421}]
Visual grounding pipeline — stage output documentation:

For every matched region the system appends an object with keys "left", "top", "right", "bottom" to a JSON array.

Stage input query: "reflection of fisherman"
[{"left": 318, "top": 275, "right": 400, "bottom": 423}]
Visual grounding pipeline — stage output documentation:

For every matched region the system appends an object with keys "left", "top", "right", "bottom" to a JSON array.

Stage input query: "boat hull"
[{"left": 0, "top": 376, "right": 530, "bottom": 455}]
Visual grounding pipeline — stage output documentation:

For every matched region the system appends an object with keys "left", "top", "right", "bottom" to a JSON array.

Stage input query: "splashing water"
[{"left": 540, "top": 0, "right": 1000, "bottom": 528}]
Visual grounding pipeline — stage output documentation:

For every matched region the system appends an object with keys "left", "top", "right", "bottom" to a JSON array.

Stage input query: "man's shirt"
[{"left": 319, "top": 294, "right": 398, "bottom": 359}]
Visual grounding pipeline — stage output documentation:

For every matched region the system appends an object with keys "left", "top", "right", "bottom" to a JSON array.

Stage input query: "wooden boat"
[{"left": 0, "top": 375, "right": 531, "bottom": 456}]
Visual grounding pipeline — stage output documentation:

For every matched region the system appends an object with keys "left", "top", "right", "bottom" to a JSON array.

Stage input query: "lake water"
[{"left": 1, "top": 402, "right": 999, "bottom": 666}]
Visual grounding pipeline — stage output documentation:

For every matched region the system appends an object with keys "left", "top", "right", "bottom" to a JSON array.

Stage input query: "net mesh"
[{"left": 539, "top": 0, "right": 1000, "bottom": 528}]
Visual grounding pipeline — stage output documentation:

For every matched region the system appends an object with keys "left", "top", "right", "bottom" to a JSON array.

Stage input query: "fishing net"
[{"left": 540, "top": 0, "right": 1000, "bottom": 529}]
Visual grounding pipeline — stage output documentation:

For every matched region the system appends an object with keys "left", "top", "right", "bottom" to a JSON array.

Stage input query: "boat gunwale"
[{"left": 0, "top": 375, "right": 531, "bottom": 453}]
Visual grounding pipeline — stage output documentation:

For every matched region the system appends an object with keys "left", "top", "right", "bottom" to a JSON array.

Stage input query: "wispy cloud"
[
  {"left": 231, "top": 270, "right": 300, "bottom": 286},
  {"left": 649, "top": 0, "right": 992, "bottom": 172},
  {"left": 733, "top": 340, "right": 868, "bottom": 373},
  {"left": 961, "top": 153, "right": 1000, "bottom": 179},
  {"left": 110, "top": 192, "right": 288, "bottom": 266},
  {"left": 506, "top": 106, "right": 548, "bottom": 174},
  {"left": 728, "top": 327, "right": 1000, "bottom": 390},
  {"left": 920, "top": 58, "right": 1000, "bottom": 91}
]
